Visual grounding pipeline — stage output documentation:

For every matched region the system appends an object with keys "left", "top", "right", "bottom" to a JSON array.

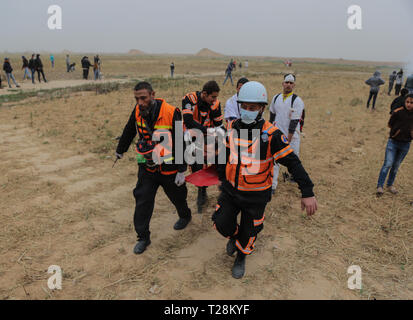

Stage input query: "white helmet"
[{"left": 237, "top": 81, "right": 268, "bottom": 105}]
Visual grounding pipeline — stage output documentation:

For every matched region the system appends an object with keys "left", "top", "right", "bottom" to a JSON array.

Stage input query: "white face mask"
[{"left": 240, "top": 108, "right": 259, "bottom": 124}]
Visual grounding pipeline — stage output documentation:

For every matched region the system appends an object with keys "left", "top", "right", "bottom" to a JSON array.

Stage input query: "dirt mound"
[
  {"left": 128, "top": 49, "right": 146, "bottom": 55},
  {"left": 195, "top": 48, "right": 224, "bottom": 57}
]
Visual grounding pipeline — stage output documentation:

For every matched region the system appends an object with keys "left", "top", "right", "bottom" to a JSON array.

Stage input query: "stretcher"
[{"left": 185, "top": 165, "right": 220, "bottom": 187}]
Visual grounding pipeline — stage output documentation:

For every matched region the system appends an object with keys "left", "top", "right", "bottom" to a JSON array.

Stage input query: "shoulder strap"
[
  {"left": 273, "top": 93, "right": 281, "bottom": 105},
  {"left": 291, "top": 94, "right": 298, "bottom": 108}
]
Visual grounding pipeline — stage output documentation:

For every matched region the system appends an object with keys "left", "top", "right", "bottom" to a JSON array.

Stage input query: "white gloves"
[
  {"left": 207, "top": 127, "right": 225, "bottom": 136},
  {"left": 215, "top": 127, "right": 225, "bottom": 137},
  {"left": 207, "top": 128, "right": 216, "bottom": 135},
  {"left": 115, "top": 152, "right": 123, "bottom": 159},
  {"left": 175, "top": 172, "right": 186, "bottom": 186}
]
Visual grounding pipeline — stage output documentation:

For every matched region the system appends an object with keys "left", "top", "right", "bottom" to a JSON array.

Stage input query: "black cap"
[{"left": 236, "top": 77, "right": 249, "bottom": 87}]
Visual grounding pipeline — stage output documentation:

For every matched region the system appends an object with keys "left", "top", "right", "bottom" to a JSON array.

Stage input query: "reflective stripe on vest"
[
  {"left": 135, "top": 99, "right": 177, "bottom": 175},
  {"left": 183, "top": 92, "right": 220, "bottom": 129},
  {"left": 226, "top": 120, "right": 279, "bottom": 192}
]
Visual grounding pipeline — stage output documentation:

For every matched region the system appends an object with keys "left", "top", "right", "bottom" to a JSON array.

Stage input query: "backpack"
[{"left": 273, "top": 93, "right": 305, "bottom": 132}]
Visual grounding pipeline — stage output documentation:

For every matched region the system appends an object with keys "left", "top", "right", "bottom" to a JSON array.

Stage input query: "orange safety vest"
[
  {"left": 182, "top": 92, "right": 222, "bottom": 129},
  {"left": 135, "top": 99, "right": 177, "bottom": 175},
  {"left": 225, "top": 120, "right": 293, "bottom": 191}
]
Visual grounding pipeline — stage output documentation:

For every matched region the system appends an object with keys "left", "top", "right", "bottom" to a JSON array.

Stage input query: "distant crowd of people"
[
  {"left": 362, "top": 69, "right": 413, "bottom": 197},
  {"left": 0, "top": 54, "right": 103, "bottom": 89},
  {"left": 1, "top": 54, "right": 47, "bottom": 89},
  {"left": 66, "top": 54, "right": 102, "bottom": 80},
  {"left": 364, "top": 69, "right": 413, "bottom": 110}
]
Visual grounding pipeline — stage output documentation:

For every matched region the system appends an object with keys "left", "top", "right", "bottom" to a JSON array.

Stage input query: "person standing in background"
[
  {"left": 81, "top": 56, "right": 93, "bottom": 80},
  {"left": 365, "top": 71, "right": 385, "bottom": 110},
  {"left": 28, "top": 54, "right": 36, "bottom": 84},
  {"left": 223, "top": 61, "right": 234, "bottom": 86},
  {"left": 50, "top": 54, "right": 55, "bottom": 68},
  {"left": 93, "top": 55, "right": 101, "bottom": 80},
  {"left": 35, "top": 54, "right": 47, "bottom": 83},
  {"left": 388, "top": 71, "right": 396, "bottom": 95},
  {"left": 3, "top": 58, "right": 20, "bottom": 88},
  {"left": 170, "top": 62, "right": 175, "bottom": 78},
  {"left": 376, "top": 94, "right": 413, "bottom": 196},
  {"left": 269, "top": 74, "right": 305, "bottom": 194},
  {"left": 404, "top": 73, "right": 413, "bottom": 94},
  {"left": 66, "top": 54, "right": 70, "bottom": 72},
  {"left": 21, "top": 56, "right": 31, "bottom": 81},
  {"left": 395, "top": 69, "right": 404, "bottom": 96}
]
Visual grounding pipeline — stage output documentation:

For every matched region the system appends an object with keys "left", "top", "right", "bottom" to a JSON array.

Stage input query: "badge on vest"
[{"left": 281, "top": 134, "right": 289, "bottom": 144}]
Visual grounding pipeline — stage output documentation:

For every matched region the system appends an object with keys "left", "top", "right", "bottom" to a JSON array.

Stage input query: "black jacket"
[
  {"left": 35, "top": 57, "right": 43, "bottom": 70},
  {"left": 116, "top": 99, "right": 187, "bottom": 173},
  {"left": 388, "top": 106, "right": 413, "bottom": 143},
  {"left": 3, "top": 61, "right": 12, "bottom": 73},
  {"left": 81, "top": 57, "right": 92, "bottom": 69},
  {"left": 28, "top": 58, "right": 35, "bottom": 69},
  {"left": 390, "top": 95, "right": 406, "bottom": 114},
  {"left": 22, "top": 58, "right": 29, "bottom": 68}
]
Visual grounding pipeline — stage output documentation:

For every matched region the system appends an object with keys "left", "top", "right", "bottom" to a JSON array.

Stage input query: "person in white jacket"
[
  {"left": 224, "top": 77, "right": 249, "bottom": 121},
  {"left": 269, "top": 74, "right": 305, "bottom": 194}
]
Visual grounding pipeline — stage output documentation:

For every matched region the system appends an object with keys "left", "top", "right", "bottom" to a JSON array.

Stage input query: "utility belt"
[
  {"left": 136, "top": 139, "right": 158, "bottom": 168},
  {"left": 136, "top": 139, "right": 177, "bottom": 175}
]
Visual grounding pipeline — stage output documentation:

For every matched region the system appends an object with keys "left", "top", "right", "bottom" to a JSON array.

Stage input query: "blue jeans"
[
  {"left": 6, "top": 73, "right": 18, "bottom": 87},
  {"left": 223, "top": 72, "right": 233, "bottom": 85},
  {"left": 31, "top": 68, "right": 36, "bottom": 83},
  {"left": 377, "top": 139, "right": 410, "bottom": 187},
  {"left": 23, "top": 67, "right": 32, "bottom": 80}
]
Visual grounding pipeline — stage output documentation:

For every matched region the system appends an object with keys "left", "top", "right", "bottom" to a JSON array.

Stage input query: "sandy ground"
[{"left": 0, "top": 57, "right": 412, "bottom": 300}]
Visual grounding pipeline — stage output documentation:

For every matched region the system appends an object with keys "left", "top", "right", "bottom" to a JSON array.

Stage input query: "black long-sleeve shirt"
[
  {"left": 3, "top": 62, "right": 12, "bottom": 73},
  {"left": 217, "top": 119, "right": 314, "bottom": 204},
  {"left": 35, "top": 58, "right": 43, "bottom": 70},
  {"left": 390, "top": 95, "right": 406, "bottom": 114},
  {"left": 116, "top": 99, "right": 187, "bottom": 172},
  {"left": 28, "top": 58, "right": 35, "bottom": 69}
]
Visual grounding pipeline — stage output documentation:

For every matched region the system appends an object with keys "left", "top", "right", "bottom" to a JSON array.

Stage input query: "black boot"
[
  {"left": 133, "top": 238, "right": 151, "bottom": 254},
  {"left": 173, "top": 215, "right": 191, "bottom": 230},
  {"left": 226, "top": 238, "right": 236, "bottom": 256},
  {"left": 232, "top": 251, "right": 246, "bottom": 279},
  {"left": 197, "top": 187, "right": 207, "bottom": 213}
]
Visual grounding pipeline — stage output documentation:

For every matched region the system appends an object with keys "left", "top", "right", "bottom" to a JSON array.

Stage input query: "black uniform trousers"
[
  {"left": 133, "top": 166, "right": 191, "bottom": 240},
  {"left": 212, "top": 188, "right": 267, "bottom": 255},
  {"left": 395, "top": 84, "right": 402, "bottom": 96},
  {"left": 83, "top": 68, "right": 89, "bottom": 79}
]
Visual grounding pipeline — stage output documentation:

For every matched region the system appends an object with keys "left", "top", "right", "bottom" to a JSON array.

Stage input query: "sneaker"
[
  {"left": 232, "top": 252, "right": 246, "bottom": 279},
  {"left": 271, "top": 188, "right": 276, "bottom": 195},
  {"left": 226, "top": 239, "right": 236, "bottom": 256},
  {"left": 387, "top": 186, "right": 398, "bottom": 194},
  {"left": 376, "top": 187, "right": 384, "bottom": 196},
  {"left": 133, "top": 238, "right": 151, "bottom": 254},
  {"left": 173, "top": 216, "right": 191, "bottom": 230}
]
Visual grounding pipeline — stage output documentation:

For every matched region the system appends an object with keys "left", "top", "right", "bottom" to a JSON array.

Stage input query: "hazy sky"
[{"left": 1, "top": 0, "right": 412, "bottom": 62}]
